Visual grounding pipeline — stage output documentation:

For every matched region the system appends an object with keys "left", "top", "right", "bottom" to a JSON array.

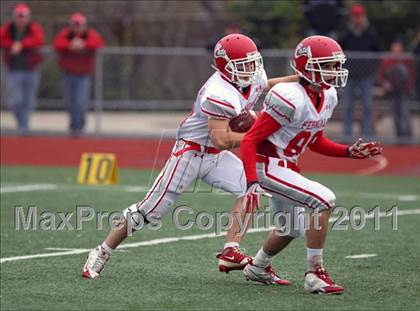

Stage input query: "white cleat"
[
  {"left": 82, "top": 246, "right": 111, "bottom": 279},
  {"left": 243, "top": 263, "right": 292, "bottom": 285},
  {"left": 304, "top": 266, "right": 344, "bottom": 294}
]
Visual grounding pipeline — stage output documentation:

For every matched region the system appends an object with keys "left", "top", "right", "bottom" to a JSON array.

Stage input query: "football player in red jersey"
[
  {"left": 82, "top": 34, "right": 298, "bottom": 279},
  {"left": 240, "top": 36, "right": 382, "bottom": 293}
]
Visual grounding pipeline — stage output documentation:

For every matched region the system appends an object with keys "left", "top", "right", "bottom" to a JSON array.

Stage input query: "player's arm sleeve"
[
  {"left": 241, "top": 112, "right": 282, "bottom": 183},
  {"left": 262, "top": 89, "right": 296, "bottom": 126},
  {"left": 309, "top": 132, "right": 349, "bottom": 157},
  {"left": 201, "top": 96, "right": 237, "bottom": 120}
]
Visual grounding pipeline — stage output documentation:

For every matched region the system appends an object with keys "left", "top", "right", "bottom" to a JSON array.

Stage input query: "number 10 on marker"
[{"left": 77, "top": 153, "right": 119, "bottom": 185}]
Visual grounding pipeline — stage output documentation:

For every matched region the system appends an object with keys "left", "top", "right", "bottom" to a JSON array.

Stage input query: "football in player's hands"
[{"left": 229, "top": 110, "right": 258, "bottom": 133}]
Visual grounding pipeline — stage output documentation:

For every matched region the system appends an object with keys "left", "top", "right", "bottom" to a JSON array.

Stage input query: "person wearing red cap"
[
  {"left": 53, "top": 12, "right": 104, "bottom": 136},
  {"left": 0, "top": 3, "right": 45, "bottom": 133},
  {"left": 338, "top": 3, "right": 382, "bottom": 139}
]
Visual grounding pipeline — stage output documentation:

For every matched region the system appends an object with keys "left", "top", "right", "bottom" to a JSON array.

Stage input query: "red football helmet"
[
  {"left": 290, "top": 35, "right": 348, "bottom": 88},
  {"left": 212, "top": 34, "right": 263, "bottom": 88}
]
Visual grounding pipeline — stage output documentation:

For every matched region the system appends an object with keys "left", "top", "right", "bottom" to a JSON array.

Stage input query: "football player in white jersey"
[
  {"left": 240, "top": 36, "right": 382, "bottom": 293},
  {"left": 82, "top": 34, "right": 299, "bottom": 279}
]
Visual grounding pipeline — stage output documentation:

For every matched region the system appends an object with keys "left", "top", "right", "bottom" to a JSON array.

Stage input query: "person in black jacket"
[
  {"left": 411, "top": 30, "right": 420, "bottom": 102},
  {"left": 339, "top": 3, "right": 382, "bottom": 138},
  {"left": 303, "top": 0, "right": 345, "bottom": 40}
]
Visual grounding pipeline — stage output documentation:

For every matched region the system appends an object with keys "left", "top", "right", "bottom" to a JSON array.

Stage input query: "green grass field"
[{"left": 1, "top": 165, "right": 420, "bottom": 311}]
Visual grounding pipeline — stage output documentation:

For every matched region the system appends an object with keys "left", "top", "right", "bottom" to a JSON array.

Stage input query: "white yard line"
[
  {"left": 44, "top": 247, "right": 85, "bottom": 251},
  {"left": 350, "top": 193, "right": 420, "bottom": 201},
  {"left": 0, "top": 184, "right": 58, "bottom": 194},
  {"left": 2, "top": 182, "right": 419, "bottom": 202},
  {"left": 0, "top": 249, "right": 91, "bottom": 263},
  {"left": 1, "top": 183, "right": 147, "bottom": 194},
  {"left": 398, "top": 195, "right": 419, "bottom": 202},
  {"left": 1, "top": 208, "right": 420, "bottom": 264},
  {"left": 44, "top": 247, "right": 130, "bottom": 253},
  {"left": 346, "top": 254, "right": 377, "bottom": 259}
]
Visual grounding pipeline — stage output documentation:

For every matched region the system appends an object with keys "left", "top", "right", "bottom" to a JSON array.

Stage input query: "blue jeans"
[
  {"left": 6, "top": 69, "right": 40, "bottom": 132},
  {"left": 63, "top": 72, "right": 91, "bottom": 132},
  {"left": 390, "top": 92, "right": 412, "bottom": 138},
  {"left": 342, "top": 75, "right": 374, "bottom": 137}
]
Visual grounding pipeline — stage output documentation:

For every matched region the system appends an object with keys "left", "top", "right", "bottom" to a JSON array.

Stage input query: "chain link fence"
[{"left": 1, "top": 47, "right": 419, "bottom": 140}]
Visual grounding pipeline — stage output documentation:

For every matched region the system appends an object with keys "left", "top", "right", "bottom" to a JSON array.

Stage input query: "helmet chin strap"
[
  {"left": 213, "top": 66, "right": 251, "bottom": 89},
  {"left": 310, "top": 81, "right": 322, "bottom": 89},
  {"left": 299, "top": 72, "right": 326, "bottom": 91},
  {"left": 297, "top": 71, "right": 322, "bottom": 89},
  {"left": 291, "top": 61, "right": 318, "bottom": 88}
]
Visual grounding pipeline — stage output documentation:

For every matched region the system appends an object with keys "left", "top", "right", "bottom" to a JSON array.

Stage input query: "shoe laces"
[
  {"left": 315, "top": 266, "right": 335, "bottom": 285},
  {"left": 265, "top": 265, "right": 281, "bottom": 280},
  {"left": 231, "top": 246, "right": 242, "bottom": 254},
  {"left": 222, "top": 246, "right": 244, "bottom": 256},
  {"left": 88, "top": 248, "right": 109, "bottom": 272},
  {"left": 233, "top": 247, "right": 252, "bottom": 260}
]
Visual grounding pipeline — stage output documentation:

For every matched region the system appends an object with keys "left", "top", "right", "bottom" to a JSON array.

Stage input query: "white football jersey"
[
  {"left": 176, "top": 70, "right": 268, "bottom": 147},
  {"left": 262, "top": 82, "right": 338, "bottom": 163}
]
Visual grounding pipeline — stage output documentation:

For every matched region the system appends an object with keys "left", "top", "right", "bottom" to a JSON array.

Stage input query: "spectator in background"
[
  {"left": 339, "top": 3, "right": 382, "bottom": 138},
  {"left": 303, "top": 0, "right": 344, "bottom": 40},
  {"left": 53, "top": 12, "right": 104, "bottom": 136},
  {"left": 377, "top": 38, "right": 414, "bottom": 138},
  {"left": 411, "top": 31, "right": 420, "bottom": 101},
  {"left": 0, "top": 3, "right": 44, "bottom": 134}
]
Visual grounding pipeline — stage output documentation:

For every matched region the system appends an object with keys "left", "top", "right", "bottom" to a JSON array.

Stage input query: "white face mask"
[
  {"left": 305, "top": 52, "right": 349, "bottom": 88},
  {"left": 225, "top": 52, "right": 264, "bottom": 87},
  {"left": 291, "top": 52, "right": 349, "bottom": 88}
]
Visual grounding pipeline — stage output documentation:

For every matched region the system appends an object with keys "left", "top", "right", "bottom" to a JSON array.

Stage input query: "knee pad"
[
  {"left": 320, "top": 184, "right": 336, "bottom": 208},
  {"left": 310, "top": 182, "right": 336, "bottom": 210},
  {"left": 124, "top": 193, "right": 177, "bottom": 226},
  {"left": 123, "top": 203, "right": 147, "bottom": 230},
  {"left": 143, "top": 196, "right": 175, "bottom": 222},
  {"left": 317, "top": 190, "right": 336, "bottom": 211},
  {"left": 326, "top": 190, "right": 336, "bottom": 208}
]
